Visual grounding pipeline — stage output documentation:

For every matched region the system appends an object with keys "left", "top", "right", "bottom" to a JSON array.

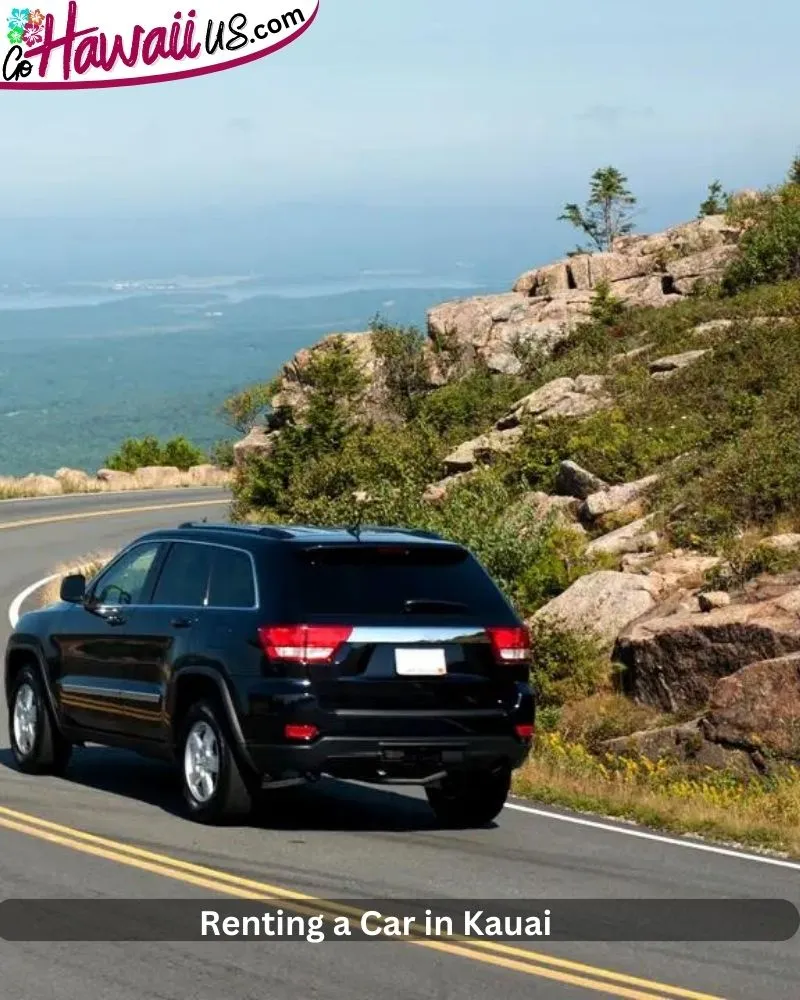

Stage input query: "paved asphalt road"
[{"left": 0, "top": 489, "right": 797, "bottom": 999}]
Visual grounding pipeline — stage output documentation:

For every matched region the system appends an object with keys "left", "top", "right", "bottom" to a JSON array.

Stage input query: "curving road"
[{"left": 0, "top": 490, "right": 797, "bottom": 999}]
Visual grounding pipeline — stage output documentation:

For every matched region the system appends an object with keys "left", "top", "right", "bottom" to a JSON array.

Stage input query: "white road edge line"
[
  {"left": 7, "top": 575, "right": 800, "bottom": 874},
  {"left": 504, "top": 802, "right": 800, "bottom": 872},
  {"left": 8, "top": 573, "right": 60, "bottom": 628}
]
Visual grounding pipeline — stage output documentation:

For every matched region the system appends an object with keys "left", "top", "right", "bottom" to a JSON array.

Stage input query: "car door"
[
  {"left": 200, "top": 542, "right": 260, "bottom": 670},
  {"left": 135, "top": 540, "right": 214, "bottom": 743},
  {"left": 55, "top": 541, "right": 165, "bottom": 738}
]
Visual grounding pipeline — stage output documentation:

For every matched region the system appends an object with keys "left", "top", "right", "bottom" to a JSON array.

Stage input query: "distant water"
[{"left": 0, "top": 271, "right": 493, "bottom": 476}]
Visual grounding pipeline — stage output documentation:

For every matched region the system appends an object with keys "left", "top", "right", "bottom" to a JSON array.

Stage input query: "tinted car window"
[
  {"left": 207, "top": 547, "right": 256, "bottom": 609},
  {"left": 289, "top": 544, "right": 513, "bottom": 619},
  {"left": 93, "top": 543, "right": 161, "bottom": 606},
  {"left": 152, "top": 542, "right": 212, "bottom": 607}
]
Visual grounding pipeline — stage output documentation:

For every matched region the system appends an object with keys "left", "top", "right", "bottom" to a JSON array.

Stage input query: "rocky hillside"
[
  {"left": 234, "top": 211, "right": 743, "bottom": 464},
  {"left": 230, "top": 188, "right": 800, "bottom": 779}
]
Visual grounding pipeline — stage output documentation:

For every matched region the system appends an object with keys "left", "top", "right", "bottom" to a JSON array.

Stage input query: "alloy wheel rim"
[
  {"left": 13, "top": 682, "right": 38, "bottom": 756},
  {"left": 184, "top": 720, "right": 220, "bottom": 803}
]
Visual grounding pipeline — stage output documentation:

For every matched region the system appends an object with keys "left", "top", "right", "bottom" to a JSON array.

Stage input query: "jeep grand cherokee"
[{"left": 5, "top": 523, "right": 535, "bottom": 827}]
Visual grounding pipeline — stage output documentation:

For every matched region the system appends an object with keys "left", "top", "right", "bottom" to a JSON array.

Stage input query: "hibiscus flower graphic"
[
  {"left": 27, "top": 7, "right": 44, "bottom": 26},
  {"left": 22, "top": 21, "right": 41, "bottom": 45},
  {"left": 7, "top": 25, "right": 23, "bottom": 44},
  {"left": 7, "top": 8, "right": 30, "bottom": 31}
]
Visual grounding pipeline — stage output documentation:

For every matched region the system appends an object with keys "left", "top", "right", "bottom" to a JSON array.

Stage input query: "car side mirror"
[{"left": 60, "top": 574, "right": 87, "bottom": 604}]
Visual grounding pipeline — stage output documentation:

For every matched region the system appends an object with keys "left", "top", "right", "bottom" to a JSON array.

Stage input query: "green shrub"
[
  {"left": 662, "top": 408, "right": 800, "bottom": 547},
  {"left": 527, "top": 617, "right": 608, "bottom": 708},
  {"left": 589, "top": 279, "right": 627, "bottom": 328},
  {"left": 722, "top": 184, "right": 800, "bottom": 294},
  {"left": 703, "top": 536, "right": 800, "bottom": 592},
  {"left": 105, "top": 435, "right": 206, "bottom": 472},
  {"left": 370, "top": 319, "right": 429, "bottom": 420},
  {"left": 698, "top": 180, "right": 730, "bottom": 218},
  {"left": 415, "top": 367, "right": 524, "bottom": 443},
  {"left": 209, "top": 439, "right": 235, "bottom": 469},
  {"left": 301, "top": 335, "right": 370, "bottom": 447},
  {"left": 219, "top": 381, "right": 276, "bottom": 433},
  {"left": 557, "top": 694, "right": 664, "bottom": 750},
  {"left": 161, "top": 436, "right": 208, "bottom": 470}
]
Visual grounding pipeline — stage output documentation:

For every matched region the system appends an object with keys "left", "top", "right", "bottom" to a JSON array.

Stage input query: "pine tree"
[
  {"left": 559, "top": 167, "right": 638, "bottom": 252},
  {"left": 699, "top": 180, "right": 727, "bottom": 217}
]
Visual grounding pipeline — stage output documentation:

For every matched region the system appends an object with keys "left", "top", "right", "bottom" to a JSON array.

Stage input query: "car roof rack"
[
  {"left": 177, "top": 522, "right": 445, "bottom": 542},
  {"left": 178, "top": 521, "right": 294, "bottom": 540},
  {"left": 359, "top": 525, "right": 444, "bottom": 541}
]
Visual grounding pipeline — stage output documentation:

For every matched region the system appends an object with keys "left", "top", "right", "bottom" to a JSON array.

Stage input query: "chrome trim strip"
[
  {"left": 60, "top": 682, "right": 161, "bottom": 704},
  {"left": 348, "top": 626, "right": 485, "bottom": 644},
  {"left": 334, "top": 709, "right": 503, "bottom": 717}
]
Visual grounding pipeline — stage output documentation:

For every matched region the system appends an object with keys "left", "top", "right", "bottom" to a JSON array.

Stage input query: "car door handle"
[
  {"left": 102, "top": 612, "right": 127, "bottom": 627},
  {"left": 171, "top": 617, "right": 195, "bottom": 629}
]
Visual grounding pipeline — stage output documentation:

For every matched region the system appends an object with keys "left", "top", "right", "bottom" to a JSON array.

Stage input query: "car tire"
[
  {"left": 179, "top": 701, "right": 253, "bottom": 824},
  {"left": 9, "top": 664, "right": 72, "bottom": 776},
  {"left": 426, "top": 764, "right": 511, "bottom": 828}
]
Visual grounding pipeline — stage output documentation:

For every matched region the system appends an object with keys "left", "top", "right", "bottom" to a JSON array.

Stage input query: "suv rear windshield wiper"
[{"left": 403, "top": 599, "right": 469, "bottom": 614}]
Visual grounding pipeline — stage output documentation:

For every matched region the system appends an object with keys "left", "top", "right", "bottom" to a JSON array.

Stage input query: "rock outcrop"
[
  {"left": 427, "top": 378, "right": 613, "bottom": 491},
  {"left": 503, "top": 491, "right": 586, "bottom": 539},
  {"left": 55, "top": 467, "right": 95, "bottom": 492},
  {"left": 234, "top": 212, "right": 745, "bottom": 461},
  {"left": 269, "top": 330, "right": 389, "bottom": 419},
  {"left": 698, "top": 591, "right": 731, "bottom": 612},
  {"left": 555, "top": 461, "right": 609, "bottom": 500},
  {"left": 0, "top": 465, "right": 232, "bottom": 499},
  {"left": 585, "top": 516, "right": 660, "bottom": 558},
  {"left": 600, "top": 720, "right": 758, "bottom": 774},
  {"left": 495, "top": 375, "right": 611, "bottom": 430},
  {"left": 637, "top": 550, "right": 722, "bottom": 590},
  {"left": 532, "top": 570, "right": 665, "bottom": 646},
  {"left": 762, "top": 534, "right": 800, "bottom": 553},
  {"left": 615, "top": 582, "right": 800, "bottom": 713},
  {"left": 422, "top": 214, "right": 741, "bottom": 380},
  {"left": 426, "top": 291, "right": 592, "bottom": 379},
  {"left": 705, "top": 653, "right": 800, "bottom": 759},
  {"left": 2, "top": 474, "right": 64, "bottom": 497},
  {"left": 649, "top": 349, "right": 710, "bottom": 380},
  {"left": 441, "top": 426, "right": 524, "bottom": 476},
  {"left": 581, "top": 474, "right": 660, "bottom": 521},
  {"left": 233, "top": 427, "right": 280, "bottom": 467}
]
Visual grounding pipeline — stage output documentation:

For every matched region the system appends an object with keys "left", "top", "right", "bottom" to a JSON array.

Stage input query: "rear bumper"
[
  {"left": 229, "top": 677, "right": 534, "bottom": 784},
  {"left": 246, "top": 734, "right": 532, "bottom": 785}
]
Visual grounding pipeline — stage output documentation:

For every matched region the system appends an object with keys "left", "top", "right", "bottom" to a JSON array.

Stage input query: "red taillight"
[
  {"left": 284, "top": 723, "right": 320, "bottom": 741},
  {"left": 487, "top": 625, "right": 531, "bottom": 663},
  {"left": 258, "top": 625, "right": 353, "bottom": 664},
  {"left": 515, "top": 723, "right": 535, "bottom": 740}
]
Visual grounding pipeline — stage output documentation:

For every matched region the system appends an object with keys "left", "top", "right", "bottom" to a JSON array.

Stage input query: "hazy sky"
[{"left": 3, "top": 0, "right": 799, "bottom": 221}]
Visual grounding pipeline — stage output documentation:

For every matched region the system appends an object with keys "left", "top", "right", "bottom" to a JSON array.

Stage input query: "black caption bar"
[{"left": 0, "top": 898, "right": 796, "bottom": 942}]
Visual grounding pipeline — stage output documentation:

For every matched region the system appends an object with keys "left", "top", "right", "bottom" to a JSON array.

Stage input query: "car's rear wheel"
[
  {"left": 9, "top": 664, "right": 72, "bottom": 776},
  {"left": 426, "top": 764, "right": 511, "bottom": 828},
  {"left": 179, "top": 701, "right": 252, "bottom": 824}
]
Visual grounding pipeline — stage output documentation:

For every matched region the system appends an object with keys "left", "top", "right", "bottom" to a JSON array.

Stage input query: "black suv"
[{"left": 5, "top": 523, "right": 534, "bottom": 826}]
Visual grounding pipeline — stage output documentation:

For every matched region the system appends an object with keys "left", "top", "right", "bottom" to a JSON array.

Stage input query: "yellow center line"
[
  {"left": 0, "top": 805, "right": 725, "bottom": 1000},
  {"left": 0, "top": 496, "right": 724, "bottom": 999},
  {"left": 0, "top": 498, "right": 230, "bottom": 532}
]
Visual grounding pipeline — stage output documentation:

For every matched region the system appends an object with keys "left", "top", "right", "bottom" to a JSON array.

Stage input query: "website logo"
[{"left": 2, "top": 1, "right": 319, "bottom": 89}]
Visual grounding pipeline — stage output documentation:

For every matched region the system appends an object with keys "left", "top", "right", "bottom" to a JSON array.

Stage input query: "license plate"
[{"left": 395, "top": 648, "right": 447, "bottom": 676}]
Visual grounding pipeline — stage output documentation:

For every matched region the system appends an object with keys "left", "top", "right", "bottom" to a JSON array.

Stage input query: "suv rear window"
[{"left": 288, "top": 544, "right": 514, "bottom": 620}]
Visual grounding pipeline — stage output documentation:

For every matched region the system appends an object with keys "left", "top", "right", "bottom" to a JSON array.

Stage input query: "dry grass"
[
  {"left": 514, "top": 732, "right": 800, "bottom": 856},
  {"left": 556, "top": 693, "right": 666, "bottom": 749},
  {"left": 38, "top": 553, "right": 115, "bottom": 608},
  {"left": 0, "top": 467, "right": 232, "bottom": 500}
]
